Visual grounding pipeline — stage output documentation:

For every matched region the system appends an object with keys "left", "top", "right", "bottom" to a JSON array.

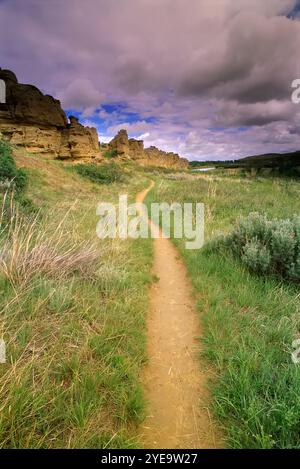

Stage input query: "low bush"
[
  {"left": 73, "top": 162, "right": 122, "bottom": 184},
  {"left": 104, "top": 149, "right": 118, "bottom": 159},
  {"left": 220, "top": 212, "right": 300, "bottom": 282},
  {"left": 0, "top": 140, "right": 27, "bottom": 192}
]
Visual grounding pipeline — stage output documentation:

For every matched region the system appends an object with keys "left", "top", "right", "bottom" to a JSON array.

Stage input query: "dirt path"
[{"left": 137, "top": 182, "right": 222, "bottom": 449}]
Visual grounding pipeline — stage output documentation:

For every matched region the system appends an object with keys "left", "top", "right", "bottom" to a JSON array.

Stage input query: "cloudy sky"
[{"left": 1, "top": 0, "right": 300, "bottom": 160}]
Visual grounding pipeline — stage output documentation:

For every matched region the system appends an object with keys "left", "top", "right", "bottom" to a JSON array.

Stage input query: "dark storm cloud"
[
  {"left": 213, "top": 99, "right": 294, "bottom": 126},
  {"left": 0, "top": 0, "right": 299, "bottom": 159},
  {"left": 180, "top": 11, "right": 300, "bottom": 104}
]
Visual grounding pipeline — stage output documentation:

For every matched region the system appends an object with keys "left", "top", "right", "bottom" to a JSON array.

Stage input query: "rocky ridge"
[
  {"left": 107, "top": 129, "right": 188, "bottom": 169},
  {"left": 0, "top": 69, "right": 188, "bottom": 168}
]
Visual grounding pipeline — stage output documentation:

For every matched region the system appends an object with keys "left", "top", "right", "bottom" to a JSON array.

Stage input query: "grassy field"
[
  {"left": 2, "top": 144, "right": 300, "bottom": 449},
  {"left": 0, "top": 149, "right": 153, "bottom": 448},
  {"left": 147, "top": 173, "right": 300, "bottom": 448}
]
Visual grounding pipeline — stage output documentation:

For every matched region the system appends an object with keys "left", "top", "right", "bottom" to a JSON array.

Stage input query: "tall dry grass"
[{"left": 0, "top": 192, "right": 99, "bottom": 287}]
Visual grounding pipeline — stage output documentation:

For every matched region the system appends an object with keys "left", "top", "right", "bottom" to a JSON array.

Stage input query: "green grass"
[
  {"left": 147, "top": 174, "right": 300, "bottom": 448},
  {"left": 104, "top": 149, "right": 118, "bottom": 159},
  {"left": 0, "top": 149, "right": 153, "bottom": 448},
  {"left": 71, "top": 161, "right": 123, "bottom": 184},
  {"left": 2, "top": 146, "right": 300, "bottom": 449},
  {"left": 0, "top": 140, "right": 28, "bottom": 192}
]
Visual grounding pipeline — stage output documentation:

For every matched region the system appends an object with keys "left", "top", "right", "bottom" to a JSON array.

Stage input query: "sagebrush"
[{"left": 220, "top": 212, "right": 300, "bottom": 281}]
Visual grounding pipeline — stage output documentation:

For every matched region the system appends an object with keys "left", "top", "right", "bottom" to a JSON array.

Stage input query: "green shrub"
[
  {"left": 73, "top": 162, "right": 122, "bottom": 184},
  {"left": 241, "top": 239, "right": 271, "bottom": 273},
  {"left": 104, "top": 149, "right": 118, "bottom": 159},
  {"left": 15, "top": 194, "right": 38, "bottom": 214},
  {"left": 221, "top": 212, "right": 300, "bottom": 282},
  {"left": 0, "top": 140, "right": 27, "bottom": 192}
]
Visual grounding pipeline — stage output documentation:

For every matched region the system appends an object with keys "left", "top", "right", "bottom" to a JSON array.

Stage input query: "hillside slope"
[{"left": 0, "top": 147, "right": 153, "bottom": 448}]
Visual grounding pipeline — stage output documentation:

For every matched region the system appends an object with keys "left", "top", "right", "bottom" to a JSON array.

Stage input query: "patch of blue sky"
[
  {"left": 65, "top": 100, "right": 159, "bottom": 141},
  {"left": 287, "top": 1, "right": 300, "bottom": 19},
  {"left": 208, "top": 126, "right": 249, "bottom": 133}
]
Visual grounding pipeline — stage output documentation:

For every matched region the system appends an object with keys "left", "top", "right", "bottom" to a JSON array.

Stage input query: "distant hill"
[
  {"left": 238, "top": 150, "right": 300, "bottom": 168},
  {"left": 189, "top": 160, "right": 237, "bottom": 168},
  {"left": 190, "top": 150, "right": 300, "bottom": 176}
]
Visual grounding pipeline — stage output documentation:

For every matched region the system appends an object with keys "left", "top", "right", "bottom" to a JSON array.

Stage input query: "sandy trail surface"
[{"left": 137, "top": 182, "right": 222, "bottom": 449}]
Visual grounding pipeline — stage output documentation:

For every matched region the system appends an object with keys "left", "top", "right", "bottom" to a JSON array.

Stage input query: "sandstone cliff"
[
  {"left": 108, "top": 129, "right": 188, "bottom": 169},
  {"left": 0, "top": 69, "right": 188, "bottom": 169},
  {"left": 0, "top": 69, "right": 101, "bottom": 160}
]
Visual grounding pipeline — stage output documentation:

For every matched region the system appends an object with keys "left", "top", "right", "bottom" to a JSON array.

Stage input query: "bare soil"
[{"left": 137, "top": 182, "right": 222, "bottom": 449}]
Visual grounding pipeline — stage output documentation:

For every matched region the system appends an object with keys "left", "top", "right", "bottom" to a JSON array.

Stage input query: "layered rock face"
[
  {"left": 143, "top": 146, "right": 188, "bottom": 169},
  {"left": 0, "top": 69, "right": 100, "bottom": 160},
  {"left": 108, "top": 129, "right": 131, "bottom": 158},
  {"left": 108, "top": 129, "right": 188, "bottom": 169},
  {"left": 128, "top": 138, "right": 144, "bottom": 160},
  {"left": 59, "top": 116, "right": 100, "bottom": 160}
]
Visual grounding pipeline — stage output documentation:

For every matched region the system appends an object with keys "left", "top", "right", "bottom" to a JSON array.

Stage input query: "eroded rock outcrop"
[
  {"left": 108, "top": 129, "right": 188, "bottom": 169},
  {"left": 0, "top": 69, "right": 101, "bottom": 160},
  {"left": 143, "top": 146, "right": 188, "bottom": 169},
  {"left": 59, "top": 116, "right": 100, "bottom": 160},
  {"left": 128, "top": 138, "right": 144, "bottom": 160},
  {"left": 108, "top": 129, "right": 130, "bottom": 158},
  {"left": 0, "top": 69, "right": 188, "bottom": 168}
]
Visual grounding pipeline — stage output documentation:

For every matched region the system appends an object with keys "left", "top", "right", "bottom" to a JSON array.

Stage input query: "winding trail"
[{"left": 137, "top": 182, "right": 222, "bottom": 449}]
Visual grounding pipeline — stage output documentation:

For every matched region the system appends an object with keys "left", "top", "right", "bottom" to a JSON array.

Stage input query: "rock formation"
[
  {"left": 108, "top": 129, "right": 131, "bottom": 158},
  {"left": 0, "top": 69, "right": 100, "bottom": 160},
  {"left": 128, "top": 138, "right": 145, "bottom": 160},
  {"left": 143, "top": 146, "right": 188, "bottom": 169},
  {"left": 107, "top": 129, "right": 188, "bottom": 169},
  {"left": 0, "top": 68, "right": 188, "bottom": 168},
  {"left": 59, "top": 116, "right": 100, "bottom": 160}
]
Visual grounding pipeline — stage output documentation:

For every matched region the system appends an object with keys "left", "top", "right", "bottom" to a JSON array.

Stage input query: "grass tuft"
[{"left": 0, "top": 195, "right": 99, "bottom": 287}]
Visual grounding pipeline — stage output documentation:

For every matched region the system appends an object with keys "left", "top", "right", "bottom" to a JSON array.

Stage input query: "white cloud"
[
  {"left": 57, "top": 78, "right": 105, "bottom": 114},
  {"left": 0, "top": 0, "right": 299, "bottom": 159},
  {"left": 137, "top": 132, "right": 150, "bottom": 139}
]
